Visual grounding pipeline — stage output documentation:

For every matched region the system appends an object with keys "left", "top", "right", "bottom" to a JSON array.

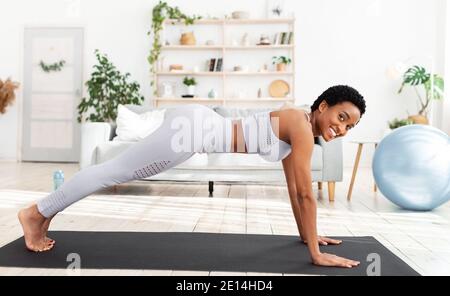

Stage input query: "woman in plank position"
[{"left": 19, "top": 85, "right": 365, "bottom": 268}]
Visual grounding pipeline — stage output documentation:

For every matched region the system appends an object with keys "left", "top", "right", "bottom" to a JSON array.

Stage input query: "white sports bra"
[{"left": 241, "top": 111, "right": 294, "bottom": 162}]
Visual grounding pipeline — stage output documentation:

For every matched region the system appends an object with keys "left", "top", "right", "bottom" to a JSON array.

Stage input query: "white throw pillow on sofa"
[{"left": 113, "top": 104, "right": 166, "bottom": 141}]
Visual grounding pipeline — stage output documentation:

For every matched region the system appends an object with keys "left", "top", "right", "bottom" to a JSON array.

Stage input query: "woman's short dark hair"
[{"left": 311, "top": 85, "right": 366, "bottom": 117}]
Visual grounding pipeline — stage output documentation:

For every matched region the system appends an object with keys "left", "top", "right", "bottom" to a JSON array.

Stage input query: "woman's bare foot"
[
  {"left": 18, "top": 205, "right": 55, "bottom": 252},
  {"left": 42, "top": 216, "right": 55, "bottom": 244}
]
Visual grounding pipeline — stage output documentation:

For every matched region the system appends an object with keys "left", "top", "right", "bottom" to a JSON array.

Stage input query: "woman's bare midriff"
[
  {"left": 230, "top": 108, "right": 297, "bottom": 153},
  {"left": 231, "top": 119, "right": 248, "bottom": 153}
]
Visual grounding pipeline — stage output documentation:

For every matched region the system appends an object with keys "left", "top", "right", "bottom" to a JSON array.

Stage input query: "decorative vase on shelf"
[
  {"left": 160, "top": 82, "right": 174, "bottom": 98},
  {"left": 157, "top": 56, "right": 166, "bottom": 72},
  {"left": 180, "top": 32, "right": 196, "bottom": 45},
  {"left": 208, "top": 89, "right": 218, "bottom": 99},
  {"left": 276, "top": 63, "right": 287, "bottom": 72},
  {"left": 187, "top": 85, "right": 196, "bottom": 96}
]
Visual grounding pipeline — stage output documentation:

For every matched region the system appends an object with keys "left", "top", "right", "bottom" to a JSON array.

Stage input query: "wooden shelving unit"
[{"left": 153, "top": 18, "right": 295, "bottom": 107}]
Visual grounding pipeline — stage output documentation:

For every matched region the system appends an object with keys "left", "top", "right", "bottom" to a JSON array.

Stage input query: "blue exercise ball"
[{"left": 372, "top": 124, "right": 450, "bottom": 211}]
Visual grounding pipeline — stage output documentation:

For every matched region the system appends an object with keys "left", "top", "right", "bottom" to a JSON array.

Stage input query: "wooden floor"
[{"left": 0, "top": 161, "right": 449, "bottom": 276}]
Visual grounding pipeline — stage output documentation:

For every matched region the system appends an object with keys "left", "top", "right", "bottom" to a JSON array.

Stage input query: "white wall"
[
  {"left": 0, "top": 0, "right": 446, "bottom": 167},
  {"left": 444, "top": 0, "right": 450, "bottom": 135}
]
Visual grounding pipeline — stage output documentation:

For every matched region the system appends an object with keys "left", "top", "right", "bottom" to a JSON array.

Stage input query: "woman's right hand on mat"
[{"left": 312, "top": 252, "right": 360, "bottom": 268}]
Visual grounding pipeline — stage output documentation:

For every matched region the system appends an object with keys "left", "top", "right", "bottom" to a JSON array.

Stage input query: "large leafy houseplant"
[
  {"left": 397, "top": 65, "right": 444, "bottom": 123},
  {"left": 148, "top": 1, "right": 201, "bottom": 94},
  {"left": 77, "top": 50, "right": 144, "bottom": 123}
]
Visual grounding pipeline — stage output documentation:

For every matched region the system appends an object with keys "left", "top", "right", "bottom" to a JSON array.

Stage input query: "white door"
[{"left": 22, "top": 27, "right": 83, "bottom": 162}]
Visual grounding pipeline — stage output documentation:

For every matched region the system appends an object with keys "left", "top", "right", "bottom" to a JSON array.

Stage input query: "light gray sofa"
[{"left": 80, "top": 104, "right": 343, "bottom": 201}]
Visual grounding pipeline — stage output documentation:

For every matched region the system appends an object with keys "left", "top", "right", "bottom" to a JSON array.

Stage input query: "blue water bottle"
[{"left": 53, "top": 170, "right": 64, "bottom": 190}]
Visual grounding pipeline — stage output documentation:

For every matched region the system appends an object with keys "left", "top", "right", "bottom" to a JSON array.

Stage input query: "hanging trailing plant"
[
  {"left": 148, "top": 1, "right": 201, "bottom": 95},
  {"left": 39, "top": 60, "right": 66, "bottom": 72}
]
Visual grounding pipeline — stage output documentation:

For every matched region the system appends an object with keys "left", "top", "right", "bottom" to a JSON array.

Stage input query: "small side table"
[{"left": 347, "top": 140, "right": 379, "bottom": 201}]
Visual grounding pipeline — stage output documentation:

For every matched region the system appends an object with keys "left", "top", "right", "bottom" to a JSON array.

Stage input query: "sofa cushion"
[
  {"left": 113, "top": 104, "right": 166, "bottom": 141},
  {"left": 311, "top": 144, "right": 323, "bottom": 170}
]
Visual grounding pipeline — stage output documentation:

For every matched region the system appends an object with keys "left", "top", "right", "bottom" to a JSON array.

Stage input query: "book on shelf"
[
  {"left": 215, "top": 58, "right": 223, "bottom": 72},
  {"left": 280, "top": 32, "right": 287, "bottom": 45},
  {"left": 209, "top": 58, "right": 216, "bottom": 72},
  {"left": 274, "top": 31, "right": 293, "bottom": 45},
  {"left": 273, "top": 33, "right": 281, "bottom": 45},
  {"left": 287, "top": 32, "right": 293, "bottom": 45},
  {"left": 207, "top": 58, "right": 222, "bottom": 72}
]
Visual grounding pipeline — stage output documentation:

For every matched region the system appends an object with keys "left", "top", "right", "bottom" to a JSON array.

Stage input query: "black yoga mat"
[{"left": 0, "top": 231, "right": 419, "bottom": 276}]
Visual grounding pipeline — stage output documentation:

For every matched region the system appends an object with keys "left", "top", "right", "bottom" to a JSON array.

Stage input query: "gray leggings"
[{"left": 37, "top": 104, "right": 232, "bottom": 218}]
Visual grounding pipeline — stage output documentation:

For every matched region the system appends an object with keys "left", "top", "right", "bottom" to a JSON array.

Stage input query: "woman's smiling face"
[{"left": 317, "top": 101, "right": 361, "bottom": 141}]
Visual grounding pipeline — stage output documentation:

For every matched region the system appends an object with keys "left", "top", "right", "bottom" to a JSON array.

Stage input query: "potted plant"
[
  {"left": 397, "top": 65, "right": 444, "bottom": 124},
  {"left": 383, "top": 117, "right": 413, "bottom": 138},
  {"left": 183, "top": 76, "right": 197, "bottom": 96},
  {"left": 77, "top": 50, "right": 144, "bottom": 124},
  {"left": 272, "top": 56, "right": 292, "bottom": 72}
]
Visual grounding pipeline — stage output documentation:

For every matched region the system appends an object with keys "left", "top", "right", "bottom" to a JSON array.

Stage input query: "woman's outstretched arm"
[
  {"left": 287, "top": 111, "right": 359, "bottom": 268},
  {"left": 282, "top": 153, "right": 305, "bottom": 239},
  {"left": 282, "top": 153, "right": 343, "bottom": 246}
]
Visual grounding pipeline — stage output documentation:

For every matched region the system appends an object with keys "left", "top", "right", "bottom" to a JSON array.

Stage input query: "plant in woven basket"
[{"left": 272, "top": 56, "right": 292, "bottom": 72}]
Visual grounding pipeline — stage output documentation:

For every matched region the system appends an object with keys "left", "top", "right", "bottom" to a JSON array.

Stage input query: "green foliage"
[
  {"left": 77, "top": 50, "right": 144, "bottom": 123},
  {"left": 39, "top": 60, "right": 66, "bottom": 72},
  {"left": 148, "top": 1, "right": 201, "bottom": 94},
  {"left": 183, "top": 76, "right": 197, "bottom": 86},
  {"left": 388, "top": 118, "right": 413, "bottom": 129},
  {"left": 272, "top": 56, "right": 292, "bottom": 65},
  {"left": 397, "top": 65, "right": 444, "bottom": 115}
]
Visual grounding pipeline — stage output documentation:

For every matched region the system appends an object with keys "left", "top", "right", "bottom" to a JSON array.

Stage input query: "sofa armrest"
[
  {"left": 316, "top": 137, "right": 343, "bottom": 182},
  {"left": 79, "top": 122, "right": 112, "bottom": 169}
]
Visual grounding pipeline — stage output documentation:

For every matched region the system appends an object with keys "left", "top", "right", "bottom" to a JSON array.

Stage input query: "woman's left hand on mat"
[{"left": 302, "top": 236, "right": 342, "bottom": 246}]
